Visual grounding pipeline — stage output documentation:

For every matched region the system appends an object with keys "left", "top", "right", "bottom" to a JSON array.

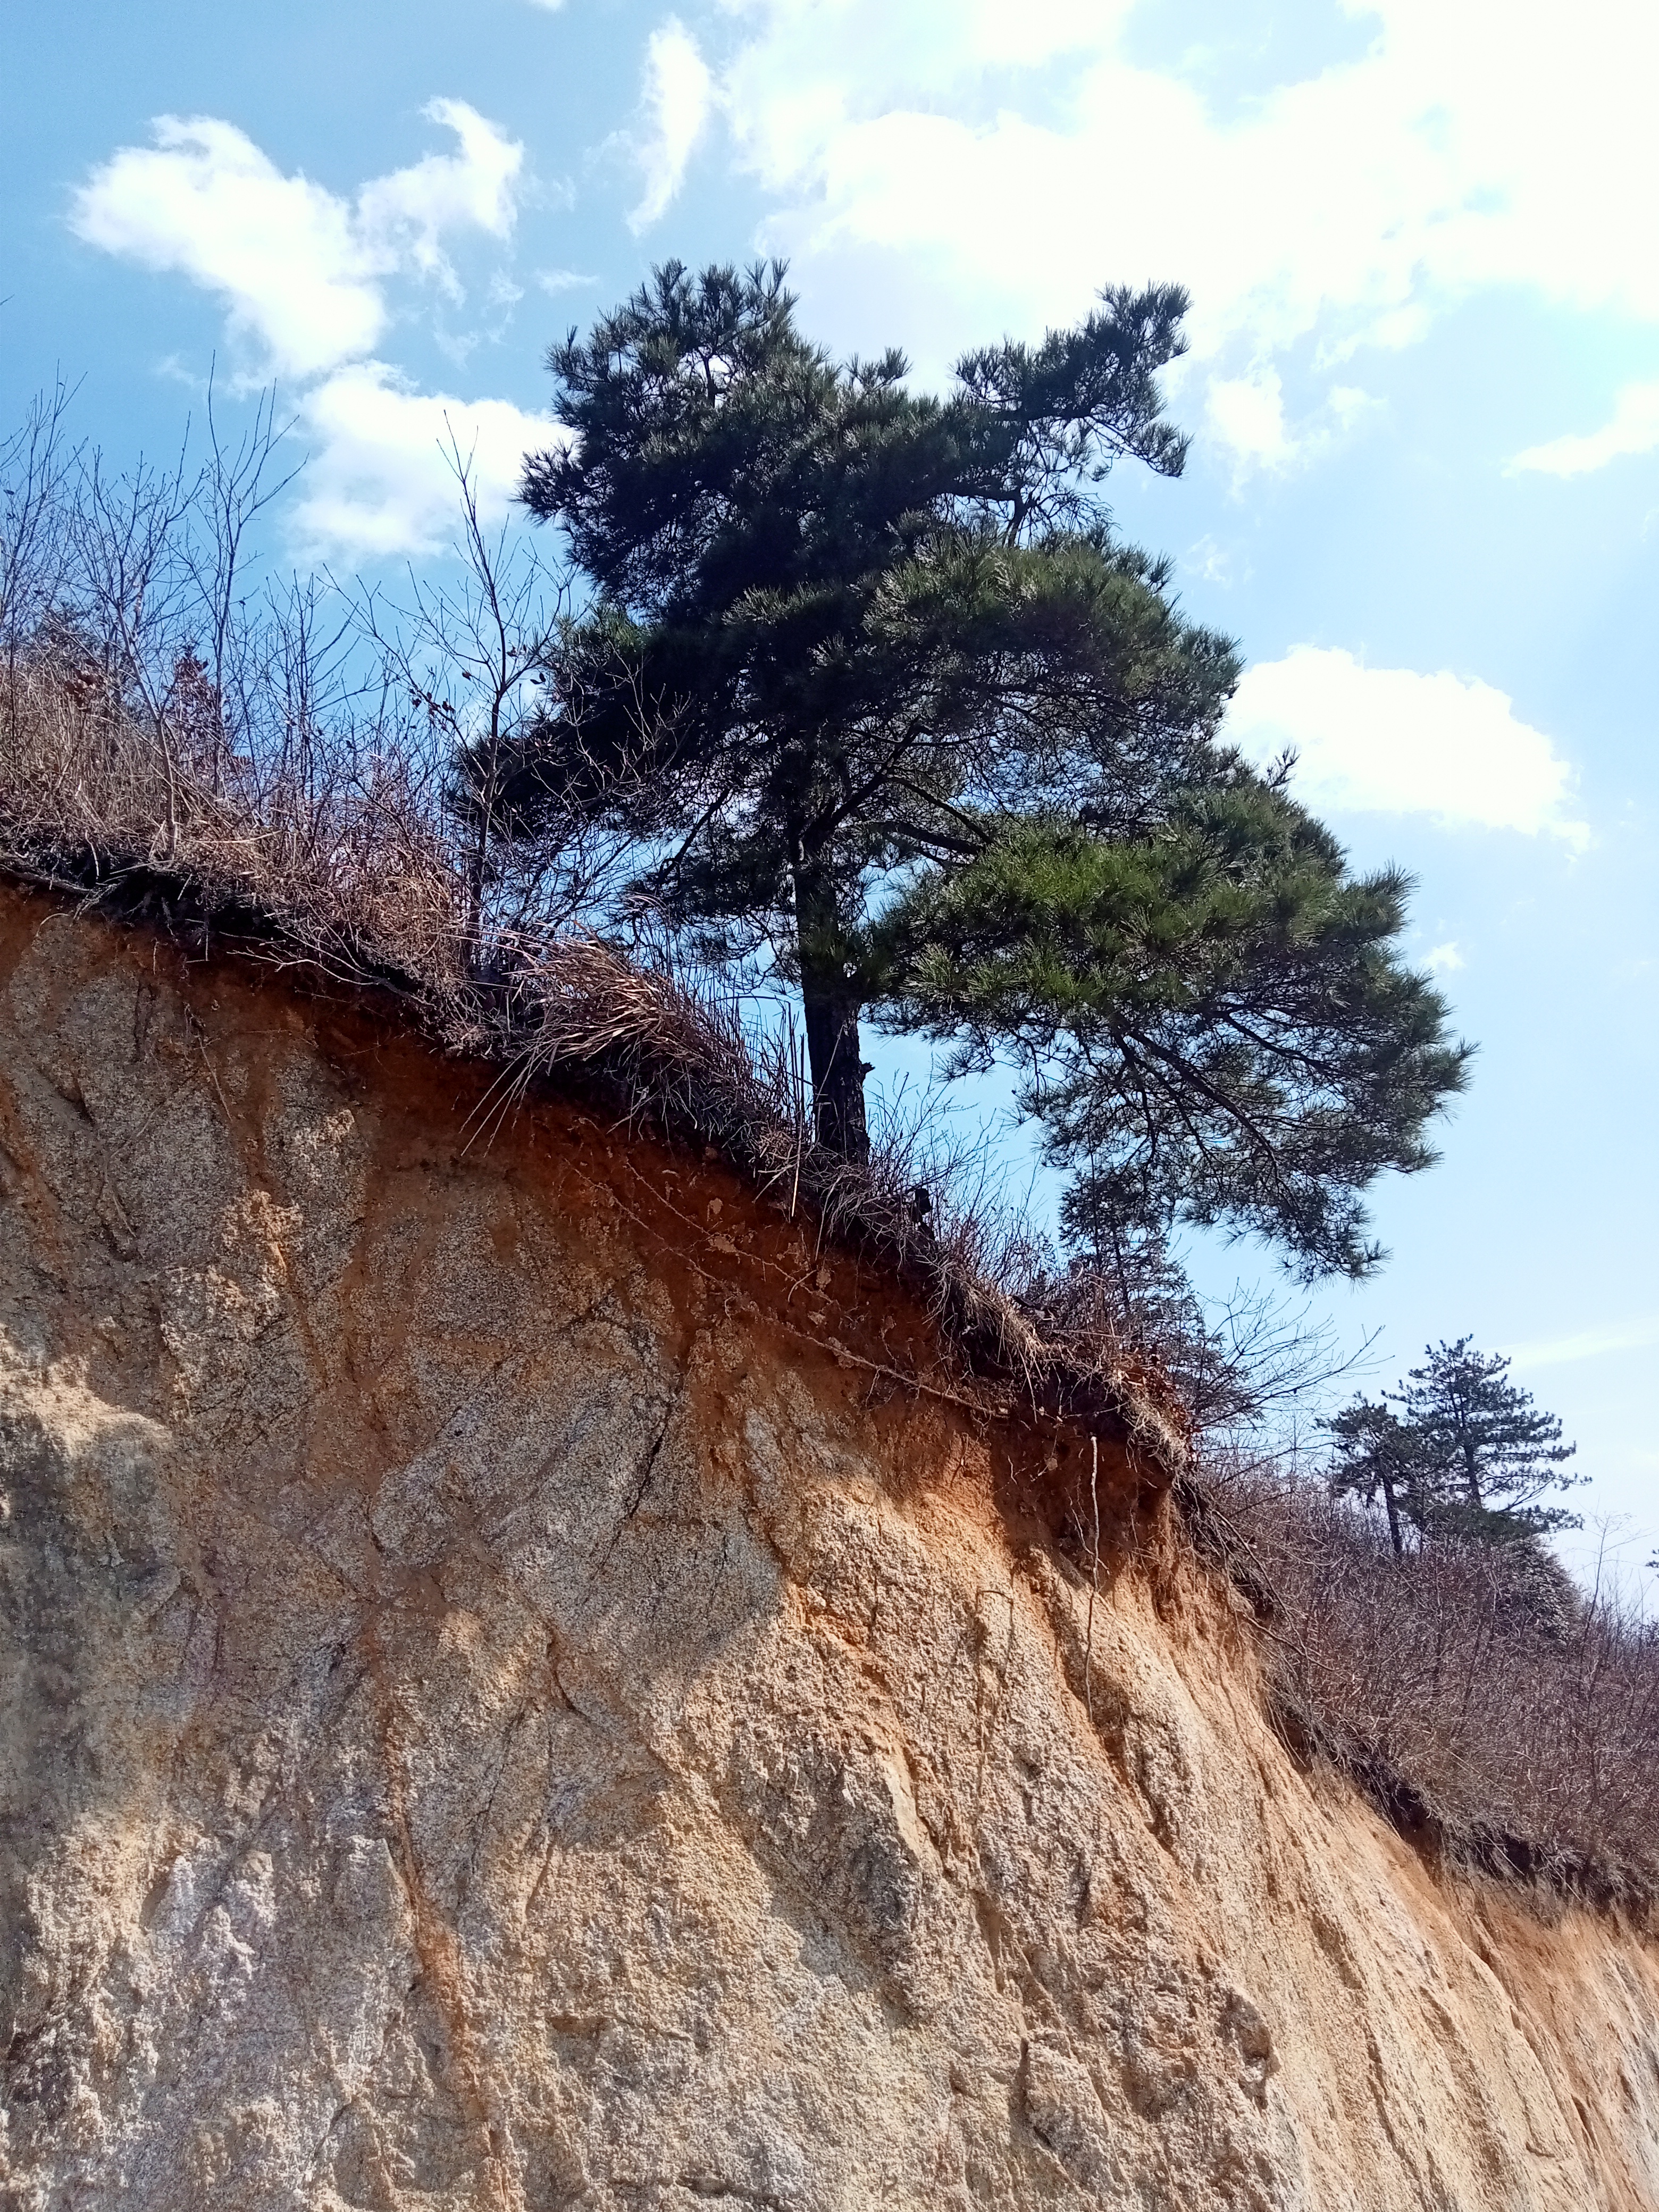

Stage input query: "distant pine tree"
[
  {"left": 1393, "top": 1337, "right": 1586, "bottom": 1542},
  {"left": 1328, "top": 1338, "right": 1586, "bottom": 1554},
  {"left": 1327, "top": 1397, "right": 1430, "bottom": 1556}
]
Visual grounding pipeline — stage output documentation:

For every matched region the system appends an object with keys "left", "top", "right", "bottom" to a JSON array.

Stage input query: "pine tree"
[
  {"left": 504, "top": 259, "right": 1468, "bottom": 1277},
  {"left": 1393, "top": 1338, "right": 1585, "bottom": 1541},
  {"left": 1327, "top": 1397, "right": 1431, "bottom": 1556},
  {"left": 1328, "top": 1338, "right": 1585, "bottom": 1551},
  {"left": 872, "top": 778, "right": 1468, "bottom": 1277},
  {"left": 512, "top": 260, "right": 1236, "bottom": 1158}
]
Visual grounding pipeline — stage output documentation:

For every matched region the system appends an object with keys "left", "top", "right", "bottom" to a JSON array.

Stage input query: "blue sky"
[{"left": 4, "top": 0, "right": 1657, "bottom": 1581}]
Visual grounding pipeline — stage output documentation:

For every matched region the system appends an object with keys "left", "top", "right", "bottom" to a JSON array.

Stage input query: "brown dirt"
[{"left": 3, "top": 880, "right": 1656, "bottom": 2211}]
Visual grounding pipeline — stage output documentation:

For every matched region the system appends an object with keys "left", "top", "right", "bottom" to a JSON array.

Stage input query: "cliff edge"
[{"left": 3, "top": 882, "right": 1656, "bottom": 2210}]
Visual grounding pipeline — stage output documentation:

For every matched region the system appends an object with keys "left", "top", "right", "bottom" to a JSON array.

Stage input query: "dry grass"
[
  {"left": 0, "top": 644, "right": 1188, "bottom": 1466},
  {"left": 0, "top": 650, "right": 469, "bottom": 982},
  {"left": 1205, "top": 1455, "right": 1659, "bottom": 1899}
]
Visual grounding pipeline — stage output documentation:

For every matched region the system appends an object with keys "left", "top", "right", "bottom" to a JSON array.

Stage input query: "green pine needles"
[
  {"left": 874, "top": 775, "right": 1468, "bottom": 1279},
  {"left": 1329, "top": 1339, "right": 1586, "bottom": 1554},
  {"left": 506, "top": 258, "right": 1470, "bottom": 1280}
]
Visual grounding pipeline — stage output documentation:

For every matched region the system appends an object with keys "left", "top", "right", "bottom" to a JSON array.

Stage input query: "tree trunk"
[
  {"left": 794, "top": 864, "right": 870, "bottom": 1162},
  {"left": 802, "top": 970, "right": 869, "bottom": 1161},
  {"left": 1380, "top": 1474, "right": 1404, "bottom": 1558},
  {"left": 1462, "top": 1438, "right": 1483, "bottom": 1509}
]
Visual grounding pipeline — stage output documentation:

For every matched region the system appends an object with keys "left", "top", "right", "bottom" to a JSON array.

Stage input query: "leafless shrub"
[
  {"left": 1208, "top": 1450, "right": 1659, "bottom": 1892},
  {"left": 1, "top": 375, "right": 79, "bottom": 694},
  {"left": 1018, "top": 1255, "right": 1368, "bottom": 1438},
  {"left": 349, "top": 423, "right": 653, "bottom": 949}
]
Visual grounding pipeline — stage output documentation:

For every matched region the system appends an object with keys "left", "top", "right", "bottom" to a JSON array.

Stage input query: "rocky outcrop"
[{"left": 2, "top": 882, "right": 1656, "bottom": 2211}]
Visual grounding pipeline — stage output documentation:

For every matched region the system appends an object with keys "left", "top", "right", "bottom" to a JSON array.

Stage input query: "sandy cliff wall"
[{"left": 1, "top": 882, "right": 1656, "bottom": 2212}]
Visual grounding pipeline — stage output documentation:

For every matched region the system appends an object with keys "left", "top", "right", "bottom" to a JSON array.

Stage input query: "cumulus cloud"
[
  {"left": 1511, "top": 382, "right": 1659, "bottom": 478},
  {"left": 72, "top": 103, "right": 524, "bottom": 379},
  {"left": 293, "top": 365, "right": 550, "bottom": 559},
  {"left": 72, "top": 117, "right": 384, "bottom": 378},
  {"left": 714, "top": 0, "right": 1659, "bottom": 426},
  {"left": 629, "top": 19, "right": 714, "bottom": 231},
  {"left": 72, "top": 105, "right": 543, "bottom": 556},
  {"left": 1225, "top": 646, "right": 1586, "bottom": 843}
]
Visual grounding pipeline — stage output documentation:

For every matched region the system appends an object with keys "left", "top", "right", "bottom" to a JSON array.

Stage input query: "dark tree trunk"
[
  {"left": 1462, "top": 1439, "right": 1483, "bottom": 1509},
  {"left": 794, "top": 862, "right": 870, "bottom": 1162},
  {"left": 802, "top": 969, "right": 869, "bottom": 1160},
  {"left": 1380, "top": 1473, "right": 1404, "bottom": 1558}
]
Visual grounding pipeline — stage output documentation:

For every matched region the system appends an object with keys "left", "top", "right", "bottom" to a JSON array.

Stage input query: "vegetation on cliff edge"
[{"left": 0, "top": 350, "right": 1647, "bottom": 1904}]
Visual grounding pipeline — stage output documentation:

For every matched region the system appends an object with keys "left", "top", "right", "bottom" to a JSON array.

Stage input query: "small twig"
[
  {"left": 788, "top": 1025, "right": 805, "bottom": 1221},
  {"left": 1086, "top": 1431, "right": 1100, "bottom": 1723}
]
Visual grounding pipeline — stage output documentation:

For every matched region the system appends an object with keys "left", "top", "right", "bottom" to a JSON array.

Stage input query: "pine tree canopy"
[
  {"left": 870, "top": 777, "right": 1468, "bottom": 1277},
  {"left": 506, "top": 258, "right": 1469, "bottom": 1276},
  {"left": 1394, "top": 1338, "right": 1586, "bottom": 1538},
  {"left": 1328, "top": 1398, "right": 1423, "bottom": 1556},
  {"left": 1328, "top": 1338, "right": 1586, "bottom": 1553}
]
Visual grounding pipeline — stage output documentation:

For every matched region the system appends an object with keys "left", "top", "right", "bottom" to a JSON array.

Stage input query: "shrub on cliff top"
[{"left": 1212, "top": 1456, "right": 1659, "bottom": 1891}]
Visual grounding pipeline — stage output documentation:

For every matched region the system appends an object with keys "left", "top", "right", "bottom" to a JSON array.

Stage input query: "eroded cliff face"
[{"left": 1, "top": 883, "right": 1656, "bottom": 2212}]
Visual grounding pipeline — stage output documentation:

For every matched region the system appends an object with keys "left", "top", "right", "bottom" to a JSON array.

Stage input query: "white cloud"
[
  {"left": 71, "top": 116, "right": 384, "bottom": 378},
  {"left": 1205, "top": 369, "right": 1379, "bottom": 481},
  {"left": 629, "top": 19, "right": 714, "bottom": 231},
  {"left": 1206, "top": 366, "right": 1295, "bottom": 473},
  {"left": 1507, "top": 1313, "right": 1659, "bottom": 1371},
  {"left": 293, "top": 365, "right": 550, "bottom": 559},
  {"left": 1188, "top": 535, "right": 1243, "bottom": 587},
  {"left": 1328, "top": 385, "right": 1375, "bottom": 431},
  {"left": 714, "top": 0, "right": 1659, "bottom": 399},
  {"left": 74, "top": 106, "right": 542, "bottom": 557},
  {"left": 1226, "top": 646, "right": 1586, "bottom": 842},
  {"left": 1422, "top": 941, "right": 1464, "bottom": 975},
  {"left": 1511, "top": 382, "right": 1659, "bottom": 479},
  {"left": 72, "top": 104, "right": 524, "bottom": 379},
  {"left": 357, "top": 99, "right": 522, "bottom": 297}
]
